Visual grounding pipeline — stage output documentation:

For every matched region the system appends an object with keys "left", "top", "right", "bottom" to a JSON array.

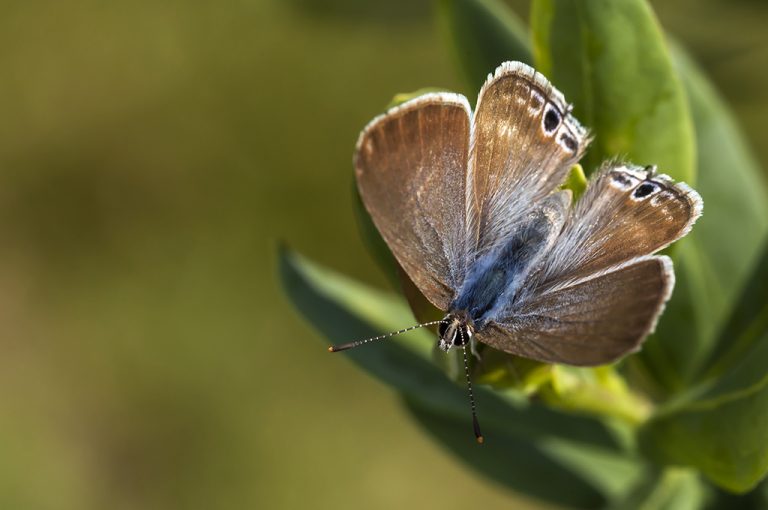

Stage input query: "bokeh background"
[{"left": 0, "top": 1, "right": 766, "bottom": 508}]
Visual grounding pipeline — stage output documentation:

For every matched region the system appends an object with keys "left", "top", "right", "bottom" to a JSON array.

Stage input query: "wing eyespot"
[
  {"left": 543, "top": 105, "right": 561, "bottom": 134},
  {"left": 558, "top": 132, "right": 578, "bottom": 153},
  {"left": 610, "top": 172, "right": 636, "bottom": 190},
  {"left": 633, "top": 182, "right": 658, "bottom": 199},
  {"left": 650, "top": 190, "right": 676, "bottom": 207}
]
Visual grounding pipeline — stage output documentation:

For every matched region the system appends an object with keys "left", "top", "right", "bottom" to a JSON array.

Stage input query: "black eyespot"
[
  {"left": 544, "top": 108, "right": 560, "bottom": 133},
  {"left": 634, "top": 182, "right": 656, "bottom": 198},
  {"left": 560, "top": 133, "right": 577, "bottom": 152},
  {"left": 612, "top": 173, "right": 632, "bottom": 187}
]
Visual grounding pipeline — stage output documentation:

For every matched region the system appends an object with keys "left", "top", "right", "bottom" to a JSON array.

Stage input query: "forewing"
[
  {"left": 467, "top": 62, "right": 589, "bottom": 255},
  {"left": 476, "top": 256, "right": 674, "bottom": 366},
  {"left": 534, "top": 163, "right": 702, "bottom": 288},
  {"left": 355, "top": 93, "right": 471, "bottom": 310}
]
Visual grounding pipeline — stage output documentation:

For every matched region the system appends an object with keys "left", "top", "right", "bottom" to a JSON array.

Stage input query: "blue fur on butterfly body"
[{"left": 451, "top": 205, "right": 560, "bottom": 329}]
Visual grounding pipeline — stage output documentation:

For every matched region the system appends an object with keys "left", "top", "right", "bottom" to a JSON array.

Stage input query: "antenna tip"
[
  {"left": 476, "top": 435, "right": 484, "bottom": 445},
  {"left": 327, "top": 346, "right": 335, "bottom": 353}
]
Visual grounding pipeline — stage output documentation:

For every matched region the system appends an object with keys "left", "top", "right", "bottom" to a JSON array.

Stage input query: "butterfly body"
[{"left": 450, "top": 192, "right": 566, "bottom": 330}]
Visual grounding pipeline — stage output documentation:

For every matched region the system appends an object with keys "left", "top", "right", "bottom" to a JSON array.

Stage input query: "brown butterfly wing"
[
  {"left": 533, "top": 163, "right": 703, "bottom": 289},
  {"left": 467, "top": 62, "right": 589, "bottom": 256},
  {"left": 355, "top": 93, "right": 471, "bottom": 310},
  {"left": 477, "top": 256, "right": 674, "bottom": 366}
]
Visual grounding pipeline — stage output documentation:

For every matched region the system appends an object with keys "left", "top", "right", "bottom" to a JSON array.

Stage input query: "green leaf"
[
  {"left": 279, "top": 246, "right": 649, "bottom": 503},
  {"left": 639, "top": 328, "right": 768, "bottom": 493},
  {"left": 407, "top": 398, "right": 650, "bottom": 508},
  {"left": 435, "top": 0, "right": 532, "bottom": 94},
  {"left": 704, "top": 239, "right": 768, "bottom": 382},
  {"left": 530, "top": 0, "right": 696, "bottom": 183},
  {"left": 636, "top": 47, "right": 768, "bottom": 392},
  {"left": 474, "top": 348, "right": 554, "bottom": 393},
  {"left": 608, "top": 468, "right": 710, "bottom": 510},
  {"left": 676, "top": 50, "right": 768, "bottom": 381},
  {"left": 542, "top": 365, "right": 652, "bottom": 426},
  {"left": 561, "top": 163, "right": 588, "bottom": 200},
  {"left": 639, "top": 241, "right": 768, "bottom": 492},
  {"left": 405, "top": 400, "right": 607, "bottom": 508}
]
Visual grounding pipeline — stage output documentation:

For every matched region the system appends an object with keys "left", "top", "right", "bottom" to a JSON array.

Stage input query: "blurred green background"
[{"left": 0, "top": 1, "right": 765, "bottom": 508}]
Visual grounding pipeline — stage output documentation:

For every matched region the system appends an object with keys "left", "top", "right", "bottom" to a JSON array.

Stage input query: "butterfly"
[{"left": 330, "top": 62, "right": 702, "bottom": 442}]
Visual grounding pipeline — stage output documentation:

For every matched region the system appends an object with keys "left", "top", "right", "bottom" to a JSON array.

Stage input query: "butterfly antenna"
[
  {"left": 460, "top": 328, "right": 483, "bottom": 444},
  {"left": 328, "top": 320, "right": 444, "bottom": 353}
]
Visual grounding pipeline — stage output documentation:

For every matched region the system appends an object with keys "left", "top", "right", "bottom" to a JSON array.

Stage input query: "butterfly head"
[{"left": 437, "top": 313, "right": 474, "bottom": 352}]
